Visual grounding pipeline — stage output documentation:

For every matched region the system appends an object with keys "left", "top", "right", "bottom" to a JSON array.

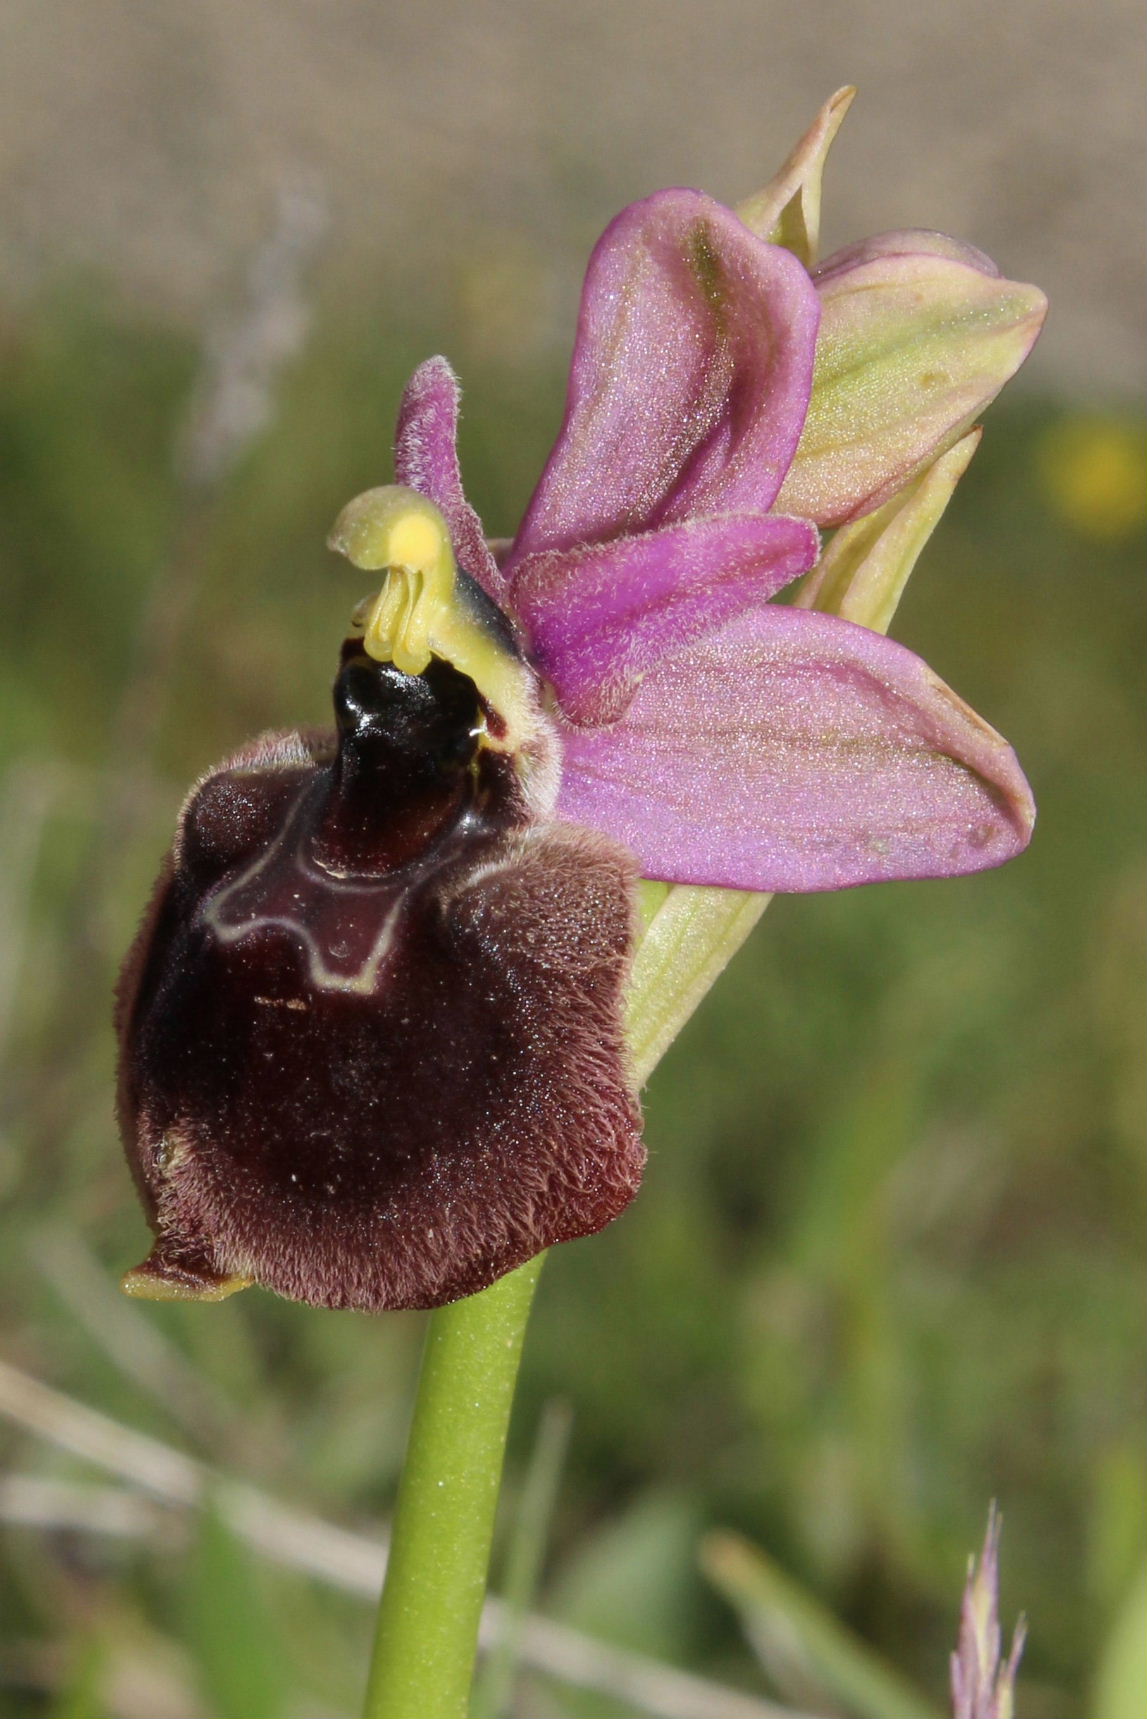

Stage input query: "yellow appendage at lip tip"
[
  {"left": 120, "top": 1265, "right": 253, "bottom": 1303},
  {"left": 328, "top": 485, "right": 536, "bottom": 751}
]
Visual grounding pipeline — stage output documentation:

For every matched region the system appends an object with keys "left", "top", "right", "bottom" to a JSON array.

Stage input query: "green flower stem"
[
  {"left": 361, "top": 1255, "right": 544, "bottom": 1719},
  {"left": 470, "top": 1398, "right": 573, "bottom": 1718},
  {"left": 361, "top": 475, "right": 949, "bottom": 1718}
]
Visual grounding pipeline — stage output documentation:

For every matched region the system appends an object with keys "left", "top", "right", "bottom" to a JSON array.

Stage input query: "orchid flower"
[
  {"left": 375, "top": 186, "right": 1043, "bottom": 897},
  {"left": 116, "top": 113, "right": 1045, "bottom": 1318}
]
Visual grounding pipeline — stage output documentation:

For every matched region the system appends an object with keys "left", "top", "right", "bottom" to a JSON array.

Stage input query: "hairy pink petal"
[
  {"left": 510, "top": 513, "right": 818, "bottom": 724},
  {"left": 394, "top": 356, "right": 505, "bottom": 602},
  {"left": 555, "top": 607, "right": 1035, "bottom": 892},
  {"left": 508, "top": 190, "right": 821, "bottom": 564}
]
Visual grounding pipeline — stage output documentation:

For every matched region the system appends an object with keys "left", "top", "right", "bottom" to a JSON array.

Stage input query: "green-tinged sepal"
[
  {"left": 795, "top": 429, "right": 980, "bottom": 629},
  {"left": 328, "top": 485, "right": 538, "bottom": 756},
  {"left": 625, "top": 406, "right": 978, "bottom": 1083},
  {"left": 736, "top": 86, "right": 856, "bottom": 266},
  {"left": 776, "top": 235, "right": 1047, "bottom": 526}
]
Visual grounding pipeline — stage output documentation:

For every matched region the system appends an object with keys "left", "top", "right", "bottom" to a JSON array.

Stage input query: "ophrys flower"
[{"left": 116, "top": 139, "right": 1044, "bottom": 1312}]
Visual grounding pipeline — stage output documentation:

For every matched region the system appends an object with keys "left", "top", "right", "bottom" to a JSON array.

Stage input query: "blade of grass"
[
  {"left": 185, "top": 1499, "right": 289, "bottom": 1719},
  {"left": 47, "top": 1636, "right": 108, "bottom": 1719},
  {"left": 1092, "top": 1560, "right": 1147, "bottom": 1719},
  {"left": 701, "top": 1529, "right": 941, "bottom": 1719}
]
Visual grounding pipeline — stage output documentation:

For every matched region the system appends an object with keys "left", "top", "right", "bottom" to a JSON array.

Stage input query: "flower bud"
[
  {"left": 778, "top": 233, "right": 1047, "bottom": 526},
  {"left": 736, "top": 85, "right": 856, "bottom": 266}
]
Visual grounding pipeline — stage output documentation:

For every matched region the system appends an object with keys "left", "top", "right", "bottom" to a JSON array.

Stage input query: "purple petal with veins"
[
  {"left": 554, "top": 606, "right": 1035, "bottom": 892},
  {"left": 510, "top": 513, "right": 819, "bottom": 725},
  {"left": 508, "top": 190, "right": 821, "bottom": 563},
  {"left": 394, "top": 356, "right": 506, "bottom": 603}
]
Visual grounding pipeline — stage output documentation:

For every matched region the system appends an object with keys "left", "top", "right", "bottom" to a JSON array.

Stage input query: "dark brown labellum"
[{"left": 116, "top": 647, "right": 644, "bottom": 1312}]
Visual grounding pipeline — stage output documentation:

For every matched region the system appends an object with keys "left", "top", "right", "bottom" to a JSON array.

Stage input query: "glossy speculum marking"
[{"left": 117, "top": 636, "right": 643, "bottom": 1313}]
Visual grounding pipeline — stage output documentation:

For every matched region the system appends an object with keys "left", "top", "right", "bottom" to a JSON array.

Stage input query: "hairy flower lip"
[{"left": 116, "top": 656, "right": 645, "bottom": 1313}]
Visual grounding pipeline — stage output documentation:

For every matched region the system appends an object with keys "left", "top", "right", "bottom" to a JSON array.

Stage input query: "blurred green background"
[{"left": 0, "top": 5, "right": 1144, "bottom": 1717}]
